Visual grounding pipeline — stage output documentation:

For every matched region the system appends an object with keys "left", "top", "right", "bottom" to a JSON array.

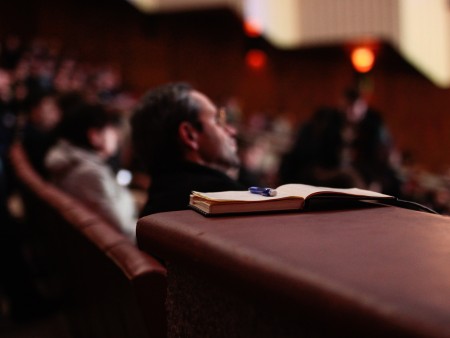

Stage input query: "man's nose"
[{"left": 224, "top": 124, "right": 237, "bottom": 136}]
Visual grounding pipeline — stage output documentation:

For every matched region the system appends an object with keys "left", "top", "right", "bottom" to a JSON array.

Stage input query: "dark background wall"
[{"left": 2, "top": 0, "right": 449, "bottom": 172}]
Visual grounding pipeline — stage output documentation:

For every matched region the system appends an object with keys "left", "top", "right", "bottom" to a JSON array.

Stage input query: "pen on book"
[{"left": 248, "top": 186, "right": 277, "bottom": 197}]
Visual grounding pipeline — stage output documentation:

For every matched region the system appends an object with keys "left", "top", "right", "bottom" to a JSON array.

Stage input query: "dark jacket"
[{"left": 141, "top": 161, "right": 245, "bottom": 216}]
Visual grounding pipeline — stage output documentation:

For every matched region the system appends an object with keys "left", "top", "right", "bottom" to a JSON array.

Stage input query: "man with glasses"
[{"left": 131, "top": 82, "right": 244, "bottom": 215}]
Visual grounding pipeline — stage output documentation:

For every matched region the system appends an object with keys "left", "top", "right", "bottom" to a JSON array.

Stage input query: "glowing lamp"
[
  {"left": 244, "top": 20, "right": 262, "bottom": 38},
  {"left": 351, "top": 47, "right": 375, "bottom": 73},
  {"left": 246, "top": 49, "right": 267, "bottom": 69}
]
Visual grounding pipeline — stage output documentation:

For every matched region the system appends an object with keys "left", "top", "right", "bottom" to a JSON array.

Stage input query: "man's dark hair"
[
  {"left": 58, "top": 102, "right": 121, "bottom": 150},
  {"left": 131, "top": 82, "right": 202, "bottom": 174}
]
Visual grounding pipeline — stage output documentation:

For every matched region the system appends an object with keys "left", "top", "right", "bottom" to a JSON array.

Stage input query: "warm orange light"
[
  {"left": 244, "top": 20, "right": 262, "bottom": 38},
  {"left": 246, "top": 49, "right": 267, "bottom": 69},
  {"left": 351, "top": 47, "right": 375, "bottom": 73}
]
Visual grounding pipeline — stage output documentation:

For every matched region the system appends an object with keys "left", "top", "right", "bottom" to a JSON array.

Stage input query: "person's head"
[
  {"left": 29, "top": 94, "right": 61, "bottom": 131},
  {"left": 131, "top": 82, "right": 240, "bottom": 175},
  {"left": 343, "top": 87, "right": 368, "bottom": 123},
  {"left": 0, "top": 68, "right": 12, "bottom": 99},
  {"left": 58, "top": 102, "right": 122, "bottom": 159}
]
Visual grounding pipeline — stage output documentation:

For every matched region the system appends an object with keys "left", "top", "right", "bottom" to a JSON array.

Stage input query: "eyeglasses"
[{"left": 216, "top": 107, "right": 228, "bottom": 127}]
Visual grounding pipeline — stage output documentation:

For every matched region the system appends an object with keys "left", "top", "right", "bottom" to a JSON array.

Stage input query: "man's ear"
[{"left": 178, "top": 121, "right": 199, "bottom": 150}]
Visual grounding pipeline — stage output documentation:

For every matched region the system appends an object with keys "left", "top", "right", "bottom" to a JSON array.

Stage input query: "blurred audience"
[
  {"left": 21, "top": 93, "right": 61, "bottom": 177},
  {"left": 279, "top": 87, "right": 402, "bottom": 196},
  {"left": 45, "top": 102, "right": 137, "bottom": 241},
  {"left": 279, "top": 106, "right": 363, "bottom": 188},
  {"left": 340, "top": 87, "right": 402, "bottom": 196},
  {"left": 0, "top": 68, "right": 16, "bottom": 163},
  {"left": 0, "top": 35, "right": 140, "bottom": 322},
  {"left": 238, "top": 100, "right": 449, "bottom": 215},
  {"left": 0, "top": 34, "right": 23, "bottom": 70},
  {"left": 1, "top": 34, "right": 449, "bottom": 229}
]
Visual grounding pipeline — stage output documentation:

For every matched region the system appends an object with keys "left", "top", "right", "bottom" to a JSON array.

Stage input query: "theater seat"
[{"left": 9, "top": 141, "right": 167, "bottom": 338}]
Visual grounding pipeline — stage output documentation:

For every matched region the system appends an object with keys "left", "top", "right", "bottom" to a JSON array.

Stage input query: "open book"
[{"left": 189, "top": 183, "right": 395, "bottom": 216}]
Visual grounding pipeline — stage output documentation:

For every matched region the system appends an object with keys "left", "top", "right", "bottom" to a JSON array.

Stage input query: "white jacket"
[{"left": 45, "top": 140, "right": 137, "bottom": 242}]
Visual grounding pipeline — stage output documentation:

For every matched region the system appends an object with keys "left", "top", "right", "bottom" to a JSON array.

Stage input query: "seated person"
[
  {"left": 22, "top": 93, "right": 62, "bottom": 178},
  {"left": 45, "top": 102, "right": 137, "bottom": 241},
  {"left": 279, "top": 106, "right": 363, "bottom": 188},
  {"left": 131, "top": 82, "right": 245, "bottom": 215}
]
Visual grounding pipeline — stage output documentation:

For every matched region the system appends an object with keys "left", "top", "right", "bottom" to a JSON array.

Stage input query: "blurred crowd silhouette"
[
  {"left": 0, "top": 34, "right": 136, "bottom": 178},
  {"left": 1, "top": 32, "right": 450, "bottom": 324},
  {"left": 0, "top": 34, "right": 137, "bottom": 324},
  {"left": 3, "top": 35, "right": 450, "bottom": 218},
  {"left": 279, "top": 88, "right": 401, "bottom": 196}
]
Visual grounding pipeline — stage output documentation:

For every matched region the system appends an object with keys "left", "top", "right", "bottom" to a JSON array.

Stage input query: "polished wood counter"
[{"left": 137, "top": 205, "right": 450, "bottom": 337}]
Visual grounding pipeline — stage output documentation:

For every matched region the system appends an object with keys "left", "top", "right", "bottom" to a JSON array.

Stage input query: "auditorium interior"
[{"left": 1, "top": 0, "right": 450, "bottom": 337}]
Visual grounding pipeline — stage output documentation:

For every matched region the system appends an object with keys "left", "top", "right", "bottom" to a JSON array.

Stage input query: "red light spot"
[
  {"left": 246, "top": 49, "right": 267, "bottom": 69},
  {"left": 244, "top": 20, "right": 262, "bottom": 38}
]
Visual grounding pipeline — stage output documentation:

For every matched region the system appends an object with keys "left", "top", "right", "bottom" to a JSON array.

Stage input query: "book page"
[
  {"left": 192, "top": 184, "right": 392, "bottom": 203},
  {"left": 276, "top": 184, "right": 393, "bottom": 199}
]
